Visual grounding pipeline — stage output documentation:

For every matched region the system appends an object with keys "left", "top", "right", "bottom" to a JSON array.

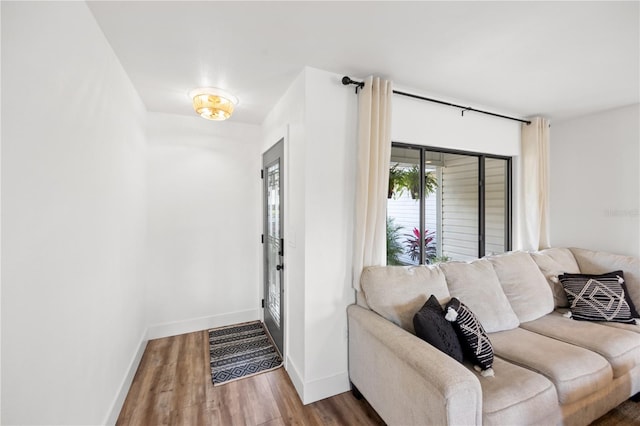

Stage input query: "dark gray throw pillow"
[
  {"left": 413, "top": 295, "right": 464, "bottom": 363},
  {"left": 445, "top": 297, "right": 494, "bottom": 377},
  {"left": 558, "top": 270, "right": 638, "bottom": 324}
]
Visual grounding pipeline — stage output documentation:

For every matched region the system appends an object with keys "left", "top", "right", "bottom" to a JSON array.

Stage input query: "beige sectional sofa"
[{"left": 348, "top": 248, "right": 640, "bottom": 425}]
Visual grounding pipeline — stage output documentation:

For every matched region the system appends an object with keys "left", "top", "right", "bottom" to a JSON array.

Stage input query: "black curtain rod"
[{"left": 341, "top": 76, "right": 531, "bottom": 125}]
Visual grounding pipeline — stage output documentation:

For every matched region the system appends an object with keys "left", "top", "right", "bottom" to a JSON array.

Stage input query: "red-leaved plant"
[{"left": 405, "top": 227, "right": 437, "bottom": 263}]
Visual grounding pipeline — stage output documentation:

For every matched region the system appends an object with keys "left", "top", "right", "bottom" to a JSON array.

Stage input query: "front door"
[{"left": 262, "top": 139, "right": 284, "bottom": 355}]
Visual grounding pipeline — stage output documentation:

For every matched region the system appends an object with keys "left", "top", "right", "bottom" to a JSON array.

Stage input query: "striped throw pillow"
[
  {"left": 558, "top": 271, "right": 637, "bottom": 324},
  {"left": 445, "top": 297, "right": 494, "bottom": 377}
]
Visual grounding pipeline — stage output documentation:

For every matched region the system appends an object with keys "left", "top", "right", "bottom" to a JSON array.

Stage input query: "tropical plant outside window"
[{"left": 387, "top": 145, "right": 511, "bottom": 265}]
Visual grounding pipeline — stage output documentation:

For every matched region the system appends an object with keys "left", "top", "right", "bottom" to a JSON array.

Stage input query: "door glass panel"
[
  {"left": 266, "top": 161, "right": 281, "bottom": 327},
  {"left": 484, "top": 158, "right": 508, "bottom": 255},
  {"left": 441, "top": 153, "right": 479, "bottom": 261},
  {"left": 387, "top": 147, "right": 420, "bottom": 265},
  {"left": 424, "top": 153, "right": 441, "bottom": 264}
]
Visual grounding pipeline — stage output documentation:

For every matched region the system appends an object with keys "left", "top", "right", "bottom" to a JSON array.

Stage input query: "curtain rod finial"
[{"left": 342, "top": 76, "right": 365, "bottom": 94}]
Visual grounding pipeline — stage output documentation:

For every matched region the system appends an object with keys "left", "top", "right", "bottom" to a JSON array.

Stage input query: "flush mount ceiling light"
[{"left": 188, "top": 87, "right": 238, "bottom": 121}]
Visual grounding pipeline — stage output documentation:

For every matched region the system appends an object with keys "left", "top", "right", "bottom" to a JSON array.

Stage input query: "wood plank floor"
[
  {"left": 117, "top": 329, "right": 638, "bottom": 425},
  {"left": 116, "top": 330, "right": 385, "bottom": 425}
]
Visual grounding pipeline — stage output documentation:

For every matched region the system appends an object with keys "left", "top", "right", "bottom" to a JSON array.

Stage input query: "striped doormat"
[{"left": 209, "top": 320, "right": 283, "bottom": 386}]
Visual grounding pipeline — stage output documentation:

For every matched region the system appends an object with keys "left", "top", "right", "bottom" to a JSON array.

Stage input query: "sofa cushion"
[
  {"left": 413, "top": 295, "right": 464, "bottom": 363},
  {"left": 487, "top": 251, "right": 554, "bottom": 322},
  {"left": 570, "top": 247, "right": 640, "bottom": 313},
  {"left": 489, "top": 327, "right": 612, "bottom": 404},
  {"left": 361, "top": 265, "right": 449, "bottom": 333},
  {"left": 440, "top": 259, "right": 519, "bottom": 333},
  {"left": 520, "top": 311, "right": 640, "bottom": 378},
  {"left": 467, "top": 357, "right": 561, "bottom": 425},
  {"left": 558, "top": 271, "right": 637, "bottom": 324},
  {"left": 445, "top": 297, "right": 493, "bottom": 373},
  {"left": 531, "top": 248, "right": 581, "bottom": 308},
  {"left": 600, "top": 321, "right": 640, "bottom": 334}
]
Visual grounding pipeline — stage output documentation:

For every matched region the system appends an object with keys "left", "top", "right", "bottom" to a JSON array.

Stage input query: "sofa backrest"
[
  {"left": 487, "top": 251, "right": 555, "bottom": 323},
  {"left": 439, "top": 258, "right": 520, "bottom": 333},
  {"left": 360, "top": 265, "right": 449, "bottom": 334},
  {"left": 570, "top": 247, "right": 640, "bottom": 312},
  {"left": 358, "top": 248, "right": 639, "bottom": 334},
  {"left": 530, "top": 248, "right": 581, "bottom": 308}
]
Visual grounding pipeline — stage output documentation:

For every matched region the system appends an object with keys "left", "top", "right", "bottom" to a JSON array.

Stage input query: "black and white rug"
[{"left": 209, "top": 320, "right": 283, "bottom": 386}]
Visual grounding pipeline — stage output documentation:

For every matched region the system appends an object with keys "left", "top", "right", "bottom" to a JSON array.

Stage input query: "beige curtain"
[
  {"left": 521, "top": 117, "right": 551, "bottom": 251},
  {"left": 352, "top": 76, "right": 393, "bottom": 291}
]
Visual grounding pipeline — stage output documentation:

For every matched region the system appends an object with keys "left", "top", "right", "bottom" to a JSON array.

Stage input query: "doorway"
[{"left": 262, "top": 139, "right": 284, "bottom": 355}]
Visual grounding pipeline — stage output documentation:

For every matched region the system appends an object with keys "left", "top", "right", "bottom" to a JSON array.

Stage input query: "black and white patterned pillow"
[
  {"left": 558, "top": 270, "right": 638, "bottom": 324},
  {"left": 444, "top": 297, "right": 494, "bottom": 377},
  {"left": 413, "top": 295, "right": 464, "bottom": 363}
]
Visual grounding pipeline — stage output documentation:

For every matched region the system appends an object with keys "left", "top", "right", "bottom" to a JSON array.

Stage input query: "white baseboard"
[
  {"left": 301, "top": 371, "right": 351, "bottom": 405},
  {"left": 146, "top": 308, "right": 260, "bottom": 340},
  {"left": 104, "top": 309, "right": 260, "bottom": 424},
  {"left": 286, "top": 356, "right": 305, "bottom": 401},
  {"left": 104, "top": 329, "right": 148, "bottom": 425},
  {"left": 284, "top": 359, "right": 350, "bottom": 405}
]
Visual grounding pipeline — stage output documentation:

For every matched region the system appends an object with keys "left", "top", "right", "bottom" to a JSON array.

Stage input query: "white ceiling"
[{"left": 88, "top": 1, "right": 639, "bottom": 125}]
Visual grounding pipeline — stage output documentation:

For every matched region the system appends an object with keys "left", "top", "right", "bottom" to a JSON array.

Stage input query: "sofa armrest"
[{"left": 348, "top": 304, "right": 482, "bottom": 426}]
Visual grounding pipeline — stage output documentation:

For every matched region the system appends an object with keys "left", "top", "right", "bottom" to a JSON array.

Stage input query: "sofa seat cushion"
[
  {"left": 489, "top": 327, "right": 612, "bottom": 404},
  {"left": 487, "top": 251, "right": 555, "bottom": 322},
  {"left": 361, "top": 265, "right": 449, "bottom": 333},
  {"left": 466, "top": 357, "right": 560, "bottom": 425},
  {"left": 531, "top": 248, "right": 581, "bottom": 308},
  {"left": 520, "top": 311, "right": 640, "bottom": 378},
  {"left": 600, "top": 321, "right": 640, "bottom": 334},
  {"left": 440, "top": 259, "right": 520, "bottom": 333}
]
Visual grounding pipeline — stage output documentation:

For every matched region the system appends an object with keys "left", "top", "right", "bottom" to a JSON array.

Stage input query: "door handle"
[{"left": 276, "top": 264, "right": 284, "bottom": 271}]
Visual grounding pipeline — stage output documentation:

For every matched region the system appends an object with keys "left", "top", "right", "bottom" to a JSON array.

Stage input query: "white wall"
[
  {"left": 261, "top": 67, "right": 357, "bottom": 404},
  {"left": 392, "top": 93, "right": 522, "bottom": 156},
  {"left": 2, "top": 3, "right": 147, "bottom": 424},
  {"left": 303, "top": 67, "right": 356, "bottom": 402},
  {"left": 145, "top": 113, "right": 262, "bottom": 337},
  {"left": 262, "top": 70, "right": 307, "bottom": 394},
  {"left": 551, "top": 104, "right": 640, "bottom": 256}
]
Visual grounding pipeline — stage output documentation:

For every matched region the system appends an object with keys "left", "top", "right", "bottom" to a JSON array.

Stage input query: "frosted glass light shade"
[{"left": 189, "top": 87, "right": 238, "bottom": 121}]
